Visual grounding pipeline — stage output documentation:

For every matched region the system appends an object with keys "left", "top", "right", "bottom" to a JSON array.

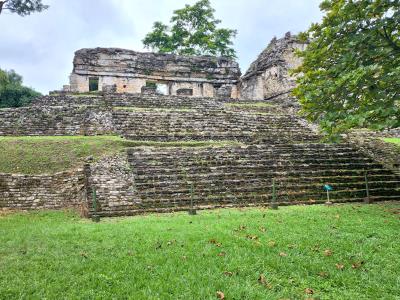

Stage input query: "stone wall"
[
  {"left": 240, "top": 32, "right": 307, "bottom": 100},
  {"left": 88, "top": 153, "right": 141, "bottom": 216},
  {"left": 0, "top": 169, "right": 86, "bottom": 212},
  {"left": 68, "top": 48, "right": 241, "bottom": 98},
  {"left": 0, "top": 106, "right": 114, "bottom": 136},
  {"left": 346, "top": 130, "right": 400, "bottom": 172}
]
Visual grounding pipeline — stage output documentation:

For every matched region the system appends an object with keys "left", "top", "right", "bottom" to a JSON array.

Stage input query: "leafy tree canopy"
[
  {"left": 0, "top": 69, "right": 41, "bottom": 108},
  {"left": 0, "top": 0, "right": 48, "bottom": 16},
  {"left": 293, "top": 0, "right": 400, "bottom": 138},
  {"left": 143, "top": 0, "right": 237, "bottom": 58}
]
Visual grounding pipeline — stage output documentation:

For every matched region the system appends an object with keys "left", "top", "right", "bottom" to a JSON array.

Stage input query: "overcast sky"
[{"left": 0, "top": 0, "right": 323, "bottom": 94}]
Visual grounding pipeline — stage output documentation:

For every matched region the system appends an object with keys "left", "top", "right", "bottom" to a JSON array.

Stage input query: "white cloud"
[{"left": 0, "top": 0, "right": 323, "bottom": 93}]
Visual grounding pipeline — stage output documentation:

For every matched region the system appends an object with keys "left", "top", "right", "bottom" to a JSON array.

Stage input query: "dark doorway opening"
[{"left": 89, "top": 77, "right": 99, "bottom": 91}]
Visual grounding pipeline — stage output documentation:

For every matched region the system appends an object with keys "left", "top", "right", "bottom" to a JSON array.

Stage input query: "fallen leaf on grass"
[
  {"left": 181, "top": 256, "right": 187, "bottom": 260},
  {"left": 258, "top": 274, "right": 273, "bottom": 289},
  {"left": 268, "top": 241, "right": 276, "bottom": 247},
  {"left": 304, "top": 288, "right": 314, "bottom": 295},
  {"left": 318, "top": 271, "right": 328, "bottom": 278},
  {"left": 246, "top": 234, "right": 259, "bottom": 240},
  {"left": 218, "top": 252, "right": 226, "bottom": 257},
  {"left": 209, "top": 239, "right": 222, "bottom": 247},
  {"left": 216, "top": 291, "right": 225, "bottom": 299},
  {"left": 223, "top": 271, "right": 234, "bottom": 276},
  {"left": 324, "top": 249, "right": 333, "bottom": 256},
  {"left": 336, "top": 263, "right": 345, "bottom": 270},
  {"left": 80, "top": 252, "right": 88, "bottom": 258},
  {"left": 351, "top": 261, "right": 365, "bottom": 269},
  {"left": 279, "top": 252, "right": 288, "bottom": 257}
]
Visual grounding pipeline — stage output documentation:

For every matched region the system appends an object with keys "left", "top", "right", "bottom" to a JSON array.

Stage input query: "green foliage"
[
  {"left": 0, "top": 0, "right": 49, "bottom": 16},
  {"left": 0, "top": 68, "right": 41, "bottom": 108},
  {"left": 293, "top": 0, "right": 400, "bottom": 137},
  {"left": 145, "top": 81, "right": 157, "bottom": 88},
  {"left": 143, "top": 0, "right": 237, "bottom": 58},
  {"left": 1, "top": 203, "right": 400, "bottom": 298}
]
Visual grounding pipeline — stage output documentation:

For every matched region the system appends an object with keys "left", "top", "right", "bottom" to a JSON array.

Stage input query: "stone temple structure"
[
  {"left": 66, "top": 48, "right": 241, "bottom": 98},
  {"left": 2, "top": 32, "right": 398, "bottom": 217},
  {"left": 240, "top": 32, "right": 307, "bottom": 100}
]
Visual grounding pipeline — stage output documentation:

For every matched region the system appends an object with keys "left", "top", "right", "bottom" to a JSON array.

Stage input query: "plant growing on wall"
[
  {"left": 143, "top": 0, "right": 237, "bottom": 58},
  {"left": 0, "top": 0, "right": 48, "bottom": 16},
  {"left": 293, "top": 0, "right": 400, "bottom": 138},
  {"left": 0, "top": 68, "right": 41, "bottom": 108}
]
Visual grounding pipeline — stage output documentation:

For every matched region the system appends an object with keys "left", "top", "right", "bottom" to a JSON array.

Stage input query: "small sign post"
[{"left": 324, "top": 184, "right": 333, "bottom": 205}]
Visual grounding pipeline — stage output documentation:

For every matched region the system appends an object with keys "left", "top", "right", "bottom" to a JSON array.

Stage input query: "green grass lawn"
[
  {"left": 1, "top": 203, "right": 399, "bottom": 299},
  {"left": 0, "top": 136, "right": 239, "bottom": 175}
]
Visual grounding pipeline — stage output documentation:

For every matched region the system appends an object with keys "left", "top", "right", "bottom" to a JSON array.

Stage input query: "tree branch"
[
  {"left": 0, "top": 0, "right": 7, "bottom": 15},
  {"left": 381, "top": 26, "right": 400, "bottom": 52}
]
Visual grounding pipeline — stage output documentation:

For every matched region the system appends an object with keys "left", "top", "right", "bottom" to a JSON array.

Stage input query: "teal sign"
[{"left": 324, "top": 185, "right": 333, "bottom": 191}]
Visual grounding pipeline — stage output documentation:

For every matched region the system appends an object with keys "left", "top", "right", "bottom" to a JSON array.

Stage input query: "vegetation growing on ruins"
[
  {"left": 0, "top": 0, "right": 48, "bottom": 16},
  {"left": 113, "top": 107, "right": 196, "bottom": 113},
  {"left": 143, "top": 0, "right": 237, "bottom": 58},
  {"left": 1, "top": 203, "right": 399, "bottom": 299},
  {"left": 0, "top": 68, "right": 41, "bottom": 108},
  {"left": 293, "top": 0, "right": 400, "bottom": 138},
  {"left": 0, "top": 136, "right": 240, "bottom": 174},
  {"left": 383, "top": 138, "right": 400, "bottom": 146}
]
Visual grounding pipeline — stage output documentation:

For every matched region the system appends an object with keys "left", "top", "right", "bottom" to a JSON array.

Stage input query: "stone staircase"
[
  {"left": 19, "top": 93, "right": 397, "bottom": 216},
  {"left": 119, "top": 144, "right": 399, "bottom": 215}
]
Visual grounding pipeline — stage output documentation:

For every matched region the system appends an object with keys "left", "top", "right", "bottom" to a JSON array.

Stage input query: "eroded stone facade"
[
  {"left": 240, "top": 32, "right": 307, "bottom": 100},
  {"left": 67, "top": 48, "right": 240, "bottom": 98}
]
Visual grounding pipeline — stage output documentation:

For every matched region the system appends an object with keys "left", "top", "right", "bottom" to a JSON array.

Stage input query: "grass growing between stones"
[
  {"left": 225, "top": 102, "right": 274, "bottom": 108},
  {"left": 383, "top": 138, "right": 400, "bottom": 146},
  {"left": 113, "top": 107, "right": 196, "bottom": 113},
  {"left": 0, "top": 136, "right": 240, "bottom": 175},
  {"left": 1, "top": 203, "right": 399, "bottom": 299}
]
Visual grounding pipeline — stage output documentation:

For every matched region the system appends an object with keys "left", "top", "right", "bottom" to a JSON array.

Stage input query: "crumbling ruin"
[
  {"left": 1, "top": 33, "right": 399, "bottom": 217},
  {"left": 240, "top": 32, "right": 307, "bottom": 100},
  {"left": 66, "top": 48, "right": 241, "bottom": 98}
]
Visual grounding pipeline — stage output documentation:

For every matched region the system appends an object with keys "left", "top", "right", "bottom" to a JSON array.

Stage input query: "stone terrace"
[{"left": 0, "top": 93, "right": 399, "bottom": 216}]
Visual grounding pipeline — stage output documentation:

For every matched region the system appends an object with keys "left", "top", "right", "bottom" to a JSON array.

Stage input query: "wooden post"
[
  {"left": 92, "top": 186, "right": 100, "bottom": 222},
  {"left": 364, "top": 171, "right": 371, "bottom": 204},
  {"left": 271, "top": 178, "right": 278, "bottom": 210},
  {"left": 188, "top": 182, "right": 197, "bottom": 215}
]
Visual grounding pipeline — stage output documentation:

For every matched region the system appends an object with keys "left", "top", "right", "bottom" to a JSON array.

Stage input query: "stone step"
[{"left": 92, "top": 195, "right": 400, "bottom": 218}]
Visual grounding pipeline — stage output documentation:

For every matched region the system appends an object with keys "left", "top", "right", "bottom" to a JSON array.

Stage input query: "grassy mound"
[
  {"left": 0, "top": 136, "right": 238, "bottom": 175},
  {"left": 0, "top": 203, "right": 399, "bottom": 299}
]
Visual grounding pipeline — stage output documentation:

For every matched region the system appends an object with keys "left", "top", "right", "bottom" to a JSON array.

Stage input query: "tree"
[
  {"left": 0, "top": 0, "right": 48, "bottom": 16},
  {"left": 0, "top": 69, "right": 41, "bottom": 108},
  {"left": 293, "top": 0, "right": 400, "bottom": 138},
  {"left": 143, "top": 0, "right": 237, "bottom": 58}
]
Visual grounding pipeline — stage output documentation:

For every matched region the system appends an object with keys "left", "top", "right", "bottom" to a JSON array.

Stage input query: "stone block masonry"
[
  {"left": 68, "top": 48, "right": 240, "bottom": 98},
  {"left": 0, "top": 170, "right": 86, "bottom": 212},
  {"left": 240, "top": 32, "right": 307, "bottom": 100}
]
